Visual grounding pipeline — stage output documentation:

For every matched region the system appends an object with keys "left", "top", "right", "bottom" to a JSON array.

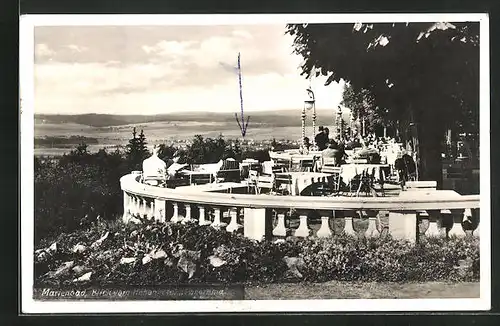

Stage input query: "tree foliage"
[
  {"left": 286, "top": 22, "right": 479, "bottom": 184},
  {"left": 126, "top": 127, "right": 149, "bottom": 170},
  {"left": 341, "top": 84, "right": 393, "bottom": 136},
  {"left": 185, "top": 134, "right": 242, "bottom": 164}
]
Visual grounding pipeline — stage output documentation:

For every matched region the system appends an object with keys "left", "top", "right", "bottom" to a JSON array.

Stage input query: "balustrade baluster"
[
  {"left": 226, "top": 208, "right": 243, "bottom": 233},
  {"left": 146, "top": 199, "right": 154, "bottom": 220},
  {"left": 272, "top": 212, "right": 287, "bottom": 237},
  {"left": 474, "top": 221, "right": 480, "bottom": 237},
  {"left": 141, "top": 198, "right": 148, "bottom": 218},
  {"left": 122, "top": 192, "right": 131, "bottom": 223},
  {"left": 198, "top": 206, "right": 211, "bottom": 226},
  {"left": 316, "top": 215, "right": 333, "bottom": 238},
  {"left": 133, "top": 196, "right": 140, "bottom": 216},
  {"left": 182, "top": 204, "right": 193, "bottom": 224},
  {"left": 343, "top": 214, "right": 356, "bottom": 236},
  {"left": 211, "top": 207, "right": 227, "bottom": 229},
  {"left": 365, "top": 216, "right": 378, "bottom": 238},
  {"left": 154, "top": 198, "right": 166, "bottom": 223},
  {"left": 135, "top": 197, "right": 141, "bottom": 217},
  {"left": 171, "top": 202, "right": 181, "bottom": 223},
  {"left": 294, "top": 213, "right": 310, "bottom": 238},
  {"left": 426, "top": 210, "right": 443, "bottom": 237},
  {"left": 448, "top": 209, "right": 466, "bottom": 237}
]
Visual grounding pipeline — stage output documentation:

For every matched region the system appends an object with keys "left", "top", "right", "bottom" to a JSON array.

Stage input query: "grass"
[{"left": 244, "top": 281, "right": 480, "bottom": 300}]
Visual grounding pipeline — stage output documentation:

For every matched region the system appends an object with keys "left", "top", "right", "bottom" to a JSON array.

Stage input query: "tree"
[
  {"left": 125, "top": 127, "right": 149, "bottom": 170},
  {"left": 286, "top": 22, "right": 479, "bottom": 186},
  {"left": 341, "top": 84, "right": 393, "bottom": 137}
]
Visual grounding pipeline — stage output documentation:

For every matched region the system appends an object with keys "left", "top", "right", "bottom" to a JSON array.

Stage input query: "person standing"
[{"left": 315, "top": 126, "right": 327, "bottom": 150}]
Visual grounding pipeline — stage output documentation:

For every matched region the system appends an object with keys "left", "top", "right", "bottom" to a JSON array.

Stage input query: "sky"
[{"left": 34, "top": 25, "right": 345, "bottom": 115}]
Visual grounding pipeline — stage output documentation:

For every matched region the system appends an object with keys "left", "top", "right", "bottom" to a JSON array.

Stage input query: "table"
[
  {"left": 340, "top": 164, "right": 391, "bottom": 185},
  {"left": 175, "top": 182, "right": 248, "bottom": 194},
  {"left": 275, "top": 172, "right": 332, "bottom": 196},
  {"left": 180, "top": 170, "right": 214, "bottom": 184}
]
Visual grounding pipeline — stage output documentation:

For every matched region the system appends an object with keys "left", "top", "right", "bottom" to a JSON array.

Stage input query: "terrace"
[{"left": 120, "top": 161, "right": 480, "bottom": 243}]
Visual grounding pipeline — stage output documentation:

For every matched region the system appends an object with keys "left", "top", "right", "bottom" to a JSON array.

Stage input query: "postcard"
[{"left": 20, "top": 13, "right": 490, "bottom": 313}]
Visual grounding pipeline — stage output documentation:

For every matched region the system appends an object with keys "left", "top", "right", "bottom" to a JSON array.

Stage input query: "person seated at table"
[
  {"left": 345, "top": 137, "right": 362, "bottom": 150},
  {"left": 142, "top": 145, "right": 167, "bottom": 186},
  {"left": 303, "top": 137, "right": 311, "bottom": 151},
  {"left": 315, "top": 126, "right": 328, "bottom": 150},
  {"left": 335, "top": 141, "right": 347, "bottom": 166},
  {"left": 324, "top": 127, "right": 330, "bottom": 141},
  {"left": 321, "top": 139, "right": 339, "bottom": 165}
]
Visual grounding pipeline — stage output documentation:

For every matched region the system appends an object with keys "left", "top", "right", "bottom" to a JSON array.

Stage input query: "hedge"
[{"left": 34, "top": 219, "right": 480, "bottom": 288}]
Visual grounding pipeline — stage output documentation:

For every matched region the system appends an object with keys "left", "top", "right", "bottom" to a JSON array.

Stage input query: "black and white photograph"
[{"left": 20, "top": 14, "right": 490, "bottom": 313}]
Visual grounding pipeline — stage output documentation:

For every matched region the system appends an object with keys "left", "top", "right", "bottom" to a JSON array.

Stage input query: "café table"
[
  {"left": 340, "top": 164, "right": 391, "bottom": 185},
  {"left": 275, "top": 171, "right": 333, "bottom": 196}
]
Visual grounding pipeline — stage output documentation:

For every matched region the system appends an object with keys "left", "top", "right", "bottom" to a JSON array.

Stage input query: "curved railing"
[{"left": 120, "top": 173, "right": 481, "bottom": 242}]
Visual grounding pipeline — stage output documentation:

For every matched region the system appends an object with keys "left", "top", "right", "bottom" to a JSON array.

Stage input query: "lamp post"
[
  {"left": 336, "top": 105, "right": 343, "bottom": 141},
  {"left": 407, "top": 122, "right": 419, "bottom": 181},
  {"left": 303, "top": 87, "right": 316, "bottom": 150}
]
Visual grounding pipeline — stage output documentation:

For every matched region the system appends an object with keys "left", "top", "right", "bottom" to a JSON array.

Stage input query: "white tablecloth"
[
  {"left": 276, "top": 172, "right": 332, "bottom": 196},
  {"left": 340, "top": 164, "right": 390, "bottom": 185}
]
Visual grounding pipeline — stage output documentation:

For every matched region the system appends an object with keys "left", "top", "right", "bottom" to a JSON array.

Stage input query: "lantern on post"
[
  {"left": 336, "top": 105, "right": 343, "bottom": 142},
  {"left": 303, "top": 87, "right": 316, "bottom": 150}
]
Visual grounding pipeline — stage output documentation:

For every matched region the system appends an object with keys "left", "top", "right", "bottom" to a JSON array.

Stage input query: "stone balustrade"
[{"left": 120, "top": 173, "right": 481, "bottom": 242}]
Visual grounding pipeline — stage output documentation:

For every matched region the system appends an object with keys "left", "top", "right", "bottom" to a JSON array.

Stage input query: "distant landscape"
[{"left": 34, "top": 109, "right": 351, "bottom": 156}]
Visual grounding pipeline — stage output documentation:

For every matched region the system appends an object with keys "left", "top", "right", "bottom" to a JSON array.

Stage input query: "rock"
[
  {"left": 72, "top": 244, "right": 87, "bottom": 254},
  {"left": 46, "top": 261, "right": 74, "bottom": 278},
  {"left": 164, "top": 258, "right": 175, "bottom": 267},
  {"left": 36, "top": 251, "right": 48, "bottom": 262},
  {"left": 208, "top": 255, "right": 226, "bottom": 268},
  {"left": 283, "top": 256, "right": 305, "bottom": 279},
  {"left": 34, "top": 249, "right": 45, "bottom": 255},
  {"left": 150, "top": 249, "right": 167, "bottom": 260},
  {"left": 96, "top": 249, "right": 114, "bottom": 262},
  {"left": 72, "top": 265, "right": 88, "bottom": 277},
  {"left": 130, "top": 217, "right": 142, "bottom": 225},
  {"left": 120, "top": 257, "right": 136, "bottom": 265},
  {"left": 74, "top": 271, "right": 92, "bottom": 282},
  {"left": 47, "top": 242, "right": 57, "bottom": 254},
  {"left": 91, "top": 231, "right": 109, "bottom": 249},
  {"left": 177, "top": 250, "right": 201, "bottom": 279},
  {"left": 142, "top": 255, "right": 152, "bottom": 265}
]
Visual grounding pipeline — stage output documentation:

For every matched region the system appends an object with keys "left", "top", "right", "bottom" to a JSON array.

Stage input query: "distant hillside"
[{"left": 35, "top": 109, "right": 352, "bottom": 128}]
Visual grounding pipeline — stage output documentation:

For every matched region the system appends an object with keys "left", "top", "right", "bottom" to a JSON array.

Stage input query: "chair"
[
  {"left": 299, "top": 159, "right": 315, "bottom": 172},
  {"left": 325, "top": 166, "right": 342, "bottom": 195},
  {"left": 274, "top": 158, "right": 291, "bottom": 171},
  {"left": 190, "top": 173, "right": 213, "bottom": 185},
  {"left": 216, "top": 169, "right": 241, "bottom": 183},
  {"left": 247, "top": 170, "right": 259, "bottom": 194},
  {"left": 274, "top": 173, "right": 293, "bottom": 195},
  {"left": 256, "top": 173, "right": 275, "bottom": 194},
  {"left": 216, "top": 159, "right": 241, "bottom": 183},
  {"left": 143, "top": 175, "right": 167, "bottom": 187}
]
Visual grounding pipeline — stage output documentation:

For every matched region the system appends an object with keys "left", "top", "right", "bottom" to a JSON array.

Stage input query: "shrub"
[{"left": 34, "top": 220, "right": 480, "bottom": 288}]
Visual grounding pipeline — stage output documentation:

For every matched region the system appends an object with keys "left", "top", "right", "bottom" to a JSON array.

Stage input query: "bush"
[
  {"left": 34, "top": 220, "right": 480, "bottom": 288},
  {"left": 34, "top": 148, "right": 130, "bottom": 242}
]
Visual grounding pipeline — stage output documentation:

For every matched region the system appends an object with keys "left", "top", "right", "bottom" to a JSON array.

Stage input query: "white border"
[{"left": 20, "top": 13, "right": 491, "bottom": 313}]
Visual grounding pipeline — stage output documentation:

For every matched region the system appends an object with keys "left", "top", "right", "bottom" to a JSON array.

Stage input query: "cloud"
[
  {"left": 35, "top": 43, "right": 55, "bottom": 58},
  {"left": 232, "top": 29, "right": 253, "bottom": 39},
  {"left": 66, "top": 44, "right": 88, "bottom": 53},
  {"left": 32, "top": 25, "right": 344, "bottom": 115}
]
